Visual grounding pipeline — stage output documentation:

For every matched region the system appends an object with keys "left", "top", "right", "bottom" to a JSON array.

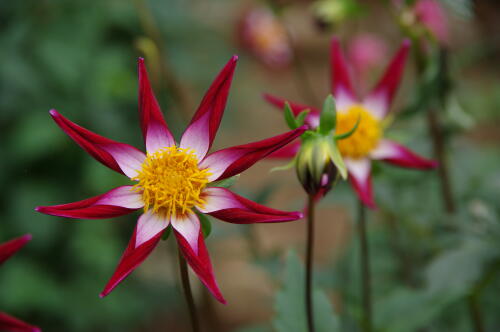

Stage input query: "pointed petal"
[
  {"left": 0, "top": 312, "right": 41, "bottom": 332},
  {"left": 199, "top": 187, "right": 303, "bottom": 223},
  {"left": 138, "top": 58, "right": 175, "bottom": 153},
  {"left": 345, "top": 158, "right": 376, "bottom": 209},
  {"left": 35, "top": 186, "right": 143, "bottom": 219},
  {"left": 263, "top": 93, "right": 320, "bottom": 127},
  {"left": 136, "top": 211, "right": 170, "bottom": 248},
  {"left": 180, "top": 56, "right": 238, "bottom": 160},
  {"left": 370, "top": 139, "right": 438, "bottom": 169},
  {"left": 0, "top": 234, "right": 32, "bottom": 265},
  {"left": 330, "top": 37, "right": 358, "bottom": 111},
  {"left": 171, "top": 212, "right": 200, "bottom": 255},
  {"left": 100, "top": 225, "right": 163, "bottom": 297},
  {"left": 175, "top": 228, "right": 225, "bottom": 304},
  {"left": 200, "top": 126, "right": 306, "bottom": 182},
  {"left": 364, "top": 40, "right": 410, "bottom": 119},
  {"left": 49, "top": 110, "right": 145, "bottom": 178},
  {"left": 268, "top": 140, "right": 301, "bottom": 159}
]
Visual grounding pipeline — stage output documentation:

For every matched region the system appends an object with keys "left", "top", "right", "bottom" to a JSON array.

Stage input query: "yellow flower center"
[
  {"left": 336, "top": 105, "right": 382, "bottom": 159},
  {"left": 132, "top": 147, "right": 210, "bottom": 218}
]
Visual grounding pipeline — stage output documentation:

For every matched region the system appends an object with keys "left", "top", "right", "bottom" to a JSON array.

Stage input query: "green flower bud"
[{"left": 295, "top": 135, "right": 339, "bottom": 196}]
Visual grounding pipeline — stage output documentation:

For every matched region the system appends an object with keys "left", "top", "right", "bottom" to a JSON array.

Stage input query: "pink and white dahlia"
[
  {"left": 264, "top": 37, "right": 437, "bottom": 208},
  {"left": 36, "top": 56, "right": 305, "bottom": 303},
  {"left": 0, "top": 234, "right": 41, "bottom": 332}
]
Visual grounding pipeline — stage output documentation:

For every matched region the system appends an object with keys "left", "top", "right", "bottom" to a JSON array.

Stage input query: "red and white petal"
[
  {"left": 263, "top": 93, "right": 320, "bottom": 127},
  {"left": 35, "top": 186, "right": 143, "bottom": 220},
  {"left": 0, "top": 234, "right": 32, "bottom": 265},
  {"left": 0, "top": 312, "right": 41, "bottom": 332},
  {"left": 370, "top": 139, "right": 438, "bottom": 169},
  {"left": 180, "top": 56, "right": 238, "bottom": 160},
  {"left": 136, "top": 211, "right": 170, "bottom": 248},
  {"left": 171, "top": 212, "right": 200, "bottom": 255},
  {"left": 345, "top": 158, "right": 376, "bottom": 209},
  {"left": 330, "top": 37, "right": 358, "bottom": 111},
  {"left": 175, "top": 228, "right": 225, "bottom": 304},
  {"left": 100, "top": 225, "right": 163, "bottom": 298},
  {"left": 49, "top": 110, "right": 145, "bottom": 178},
  {"left": 138, "top": 58, "right": 176, "bottom": 153},
  {"left": 199, "top": 187, "right": 303, "bottom": 223},
  {"left": 200, "top": 126, "right": 306, "bottom": 182},
  {"left": 268, "top": 140, "right": 301, "bottom": 159},
  {"left": 363, "top": 40, "right": 410, "bottom": 119}
]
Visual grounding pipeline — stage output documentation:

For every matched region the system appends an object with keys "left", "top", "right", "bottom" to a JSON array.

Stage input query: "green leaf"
[
  {"left": 295, "top": 109, "right": 311, "bottom": 127},
  {"left": 327, "top": 139, "right": 347, "bottom": 179},
  {"left": 334, "top": 113, "right": 360, "bottom": 140},
  {"left": 318, "top": 95, "right": 336, "bottom": 135},
  {"left": 284, "top": 102, "right": 299, "bottom": 129},
  {"left": 273, "top": 251, "right": 339, "bottom": 332},
  {"left": 198, "top": 213, "right": 212, "bottom": 238},
  {"left": 208, "top": 174, "right": 240, "bottom": 188}
]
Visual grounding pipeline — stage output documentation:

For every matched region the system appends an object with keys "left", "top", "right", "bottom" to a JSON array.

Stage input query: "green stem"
[
  {"left": 305, "top": 195, "right": 316, "bottom": 332},
  {"left": 178, "top": 250, "right": 200, "bottom": 332},
  {"left": 358, "top": 201, "right": 372, "bottom": 332}
]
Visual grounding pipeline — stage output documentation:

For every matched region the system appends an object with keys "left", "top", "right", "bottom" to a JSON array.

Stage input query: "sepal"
[{"left": 318, "top": 95, "right": 336, "bottom": 135}]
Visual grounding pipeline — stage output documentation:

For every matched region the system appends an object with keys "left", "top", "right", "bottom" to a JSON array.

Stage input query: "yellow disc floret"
[
  {"left": 336, "top": 105, "right": 382, "bottom": 159},
  {"left": 132, "top": 147, "right": 210, "bottom": 218}
]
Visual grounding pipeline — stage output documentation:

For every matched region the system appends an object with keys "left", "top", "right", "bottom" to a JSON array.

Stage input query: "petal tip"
[
  {"left": 22, "top": 234, "right": 33, "bottom": 242},
  {"left": 48, "top": 109, "right": 59, "bottom": 117},
  {"left": 138, "top": 57, "right": 144, "bottom": 63},
  {"left": 402, "top": 39, "right": 411, "bottom": 48},
  {"left": 231, "top": 54, "right": 239, "bottom": 62}
]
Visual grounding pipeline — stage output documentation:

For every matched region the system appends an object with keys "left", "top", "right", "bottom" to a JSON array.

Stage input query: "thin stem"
[
  {"left": 305, "top": 195, "right": 316, "bottom": 332},
  {"left": 284, "top": 26, "right": 320, "bottom": 106},
  {"left": 358, "top": 201, "right": 372, "bottom": 332},
  {"left": 134, "top": 0, "right": 193, "bottom": 121},
  {"left": 178, "top": 250, "right": 200, "bottom": 332},
  {"left": 467, "top": 294, "right": 484, "bottom": 332},
  {"left": 426, "top": 107, "right": 455, "bottom": 213}
]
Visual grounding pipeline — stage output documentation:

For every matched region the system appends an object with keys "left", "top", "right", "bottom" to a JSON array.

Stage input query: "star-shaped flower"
[
  {"left": 264, "top": 37, "right": 437, "bottom": 208},
  {"left": 36, "top": 56, "right": 305, "bottom": 303}
]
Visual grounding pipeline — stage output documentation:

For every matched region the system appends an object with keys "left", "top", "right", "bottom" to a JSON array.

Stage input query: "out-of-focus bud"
[
  {"left": 395, "top": 0, "right": 449, "bottom": 46},
  {"left": 238, "top": 6, "right": 292, "bottom": 69},
  {"left": 296, "top": 135, "right": 339, "bottom": 196},
  {"left": 312, "top": 0, "right": 360, "bottom": 31},
  {"left": 414, "top": 0, "right": 449, "bottom": 45},
  {"left": 347, "top": 34, "right": 388, "bottom": 92}
]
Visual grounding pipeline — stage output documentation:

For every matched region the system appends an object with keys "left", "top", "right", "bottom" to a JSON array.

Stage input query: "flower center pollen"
[
  {"left": 132, "top": 147, "right": 210, "bottom": 218},
  {"left": 336, "top": 105, "right": 382, "bottom": 159}
]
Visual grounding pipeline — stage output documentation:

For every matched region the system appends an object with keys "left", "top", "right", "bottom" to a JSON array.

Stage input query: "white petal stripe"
[
  {"left": 136, "top": 211, "right": 170, "bottom": 248},
  {"left": 97, "top": 186, "right": 144, "bottom": 209},
  {"left": 171, "top": 212, "right": 200, "bottom": 255}
]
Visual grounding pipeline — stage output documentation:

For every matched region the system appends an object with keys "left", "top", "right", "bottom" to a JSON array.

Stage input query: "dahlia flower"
[
  {"left": 264, "top": 38, "right": 437, "bottom": 208},
  {"left": 36, "top": 56, "right": 305, "bottom": 303}
]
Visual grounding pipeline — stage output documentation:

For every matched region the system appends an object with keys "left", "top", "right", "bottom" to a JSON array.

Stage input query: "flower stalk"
[
  {"left": 178, "top": 250, "right": 200, "bottom": 332},
  {"left": 305, "top": 194, "right": 316, "bottom": 332},
  {"left": 358, "top": 201, "right": 372, "bottom": 332}
]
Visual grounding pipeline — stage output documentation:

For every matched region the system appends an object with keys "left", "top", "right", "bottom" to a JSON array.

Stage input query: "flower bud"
[{"left": 295, "top": 135, "right": 339, "bottom": 196}]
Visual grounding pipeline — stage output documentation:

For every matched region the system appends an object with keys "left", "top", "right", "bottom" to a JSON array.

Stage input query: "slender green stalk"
[
  {"left": 305, "top": 195, "right": 316, "bottom": 332},
  {"left": 358, "top": 201, "right": 372, "bottom": 332},
  {"left": 467, "top": 294, "right": 484, "bottom": 332},
  {"left": 178, "top": 250, "right": 200, "bottom": 332}
]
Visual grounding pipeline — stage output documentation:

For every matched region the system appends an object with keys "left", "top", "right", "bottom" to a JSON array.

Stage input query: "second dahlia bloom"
[
  {"left": 265, "top": 38, "right": 437, "bottom": 208},
  {"left": 0, "top": 235, "right": 41, "bottom": 332},
  {"left": 36, "top": 56, "right": 305, "bottom": 303}
]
